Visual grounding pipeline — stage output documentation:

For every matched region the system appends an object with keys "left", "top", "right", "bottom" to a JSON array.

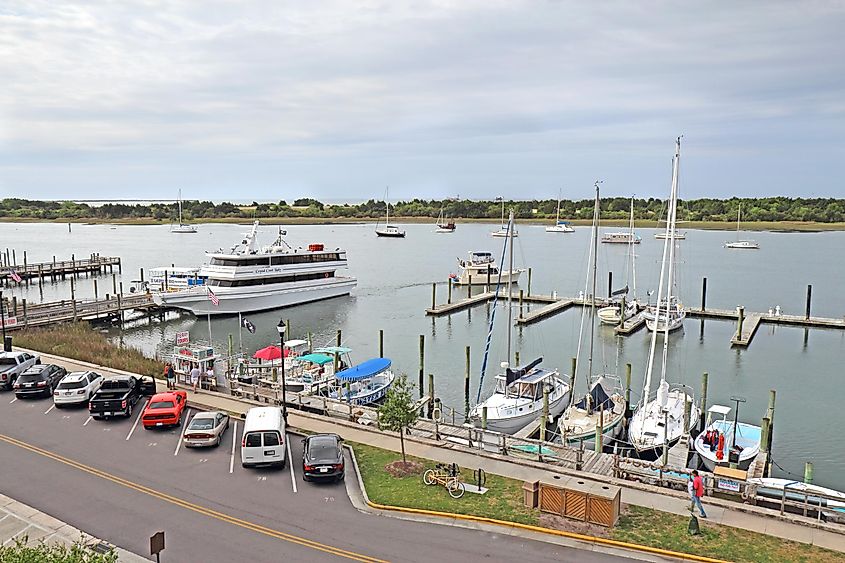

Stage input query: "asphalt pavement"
[{"left": 0, "top": 388, "right": 635, "bottom": 562}]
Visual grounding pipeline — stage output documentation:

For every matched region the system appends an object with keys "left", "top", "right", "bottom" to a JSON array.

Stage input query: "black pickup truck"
[{"left": 88, "top": 375, "right": 156, "bottom": 419}]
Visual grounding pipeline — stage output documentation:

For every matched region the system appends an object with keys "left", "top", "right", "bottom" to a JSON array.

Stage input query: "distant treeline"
[{"left": 2, "top": 196, "right": 845, "bottom": 222}]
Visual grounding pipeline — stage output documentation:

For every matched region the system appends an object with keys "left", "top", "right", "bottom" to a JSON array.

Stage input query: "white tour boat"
[
  {"left": 171, "top": 189, "right": 197, "bottom": 233},
  {"left": 153, "top": 221, "right": 357, "bottom": 315},
  {"left": 558, "top": 184, "right": 626, "bottom": 445},
  {"left": 450, "top": 251, "right": 523, "bottom": 286},
  {"left": 693, "top": 404, "right": 760, "bottom": 471},
  {"left": 472, "top": 212, "right": 570, "bottom": 434}
]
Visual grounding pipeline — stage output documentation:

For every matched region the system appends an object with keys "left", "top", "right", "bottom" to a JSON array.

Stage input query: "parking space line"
[
  {"left": 44, "top": 404, "right": 56, "bottom": 415},
  {"left": 9, "top": 397, "right": 17, "bottom": 404},
  {"left": 287, "top": 436, "right": 297, "bottom": 494},
  {"left": 125, "top": 400, "right": 148, "bottom": 441},
  {"left": 83, "top": 416, "right": 93, "bottom": 426},
  {"left": 173, "top": 409, "right": 191, "bottom": 456},
  {"left": 229, "top": 421, "right": 238, "bottom": 474}
]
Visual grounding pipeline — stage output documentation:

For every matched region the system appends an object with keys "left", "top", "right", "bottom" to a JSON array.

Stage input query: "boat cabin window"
[{"left": 208, "top": 272, "right": 335, "bottom": 287}]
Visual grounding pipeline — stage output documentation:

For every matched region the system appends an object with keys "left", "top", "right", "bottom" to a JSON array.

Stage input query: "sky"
[{"left": 1, "top": 1, "right": 844, "bottom": 202}]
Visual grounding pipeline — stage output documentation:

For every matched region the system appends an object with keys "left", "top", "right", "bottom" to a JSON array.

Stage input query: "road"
[{"left": 0, "top": 388, "right": 633, "bottom": 562}]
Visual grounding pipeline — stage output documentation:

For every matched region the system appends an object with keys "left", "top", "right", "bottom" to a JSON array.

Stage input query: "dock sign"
[
  {"left": 716, "top": 477, "right": 741, "bottom": 493},
  {"left": 1, "top": 316, "right": 17, "bottom": 328},
  {"left": 175, "top": 331, "right": 190, "bottom": 345}
]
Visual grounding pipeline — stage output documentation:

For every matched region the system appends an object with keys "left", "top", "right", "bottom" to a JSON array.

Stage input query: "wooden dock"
[
  {"left": 0, "top": 253, "right": 121, "bottom": 287},
  {"left": 516, "top": 298, "right": 574, "bottom": 325},
  {"left": 1, "top": 293, "right": 157, "bottom": 331},
  {"left": 731, "top": 314, "right": 763, "bottom": 346},
  {"left": 614, "top": 313, "right": 647, "bottom": 335}
]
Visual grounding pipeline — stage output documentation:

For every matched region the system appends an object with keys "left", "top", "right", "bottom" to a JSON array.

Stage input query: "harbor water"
[{"left": 2, "top": 220, "right": 844, "bottom": 489}]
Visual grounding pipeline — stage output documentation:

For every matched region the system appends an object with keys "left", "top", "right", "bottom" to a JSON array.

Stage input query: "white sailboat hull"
[
  {"left": 643, "top": 307, "right": 686, "bottom": 332},
  {"left": 724, "top": 241, "right": 759, "bottom": 249},
  {"left": 546, "top": 225, "right": 574, "bottom": 233},
  {"left": 629, "top": 387, "right": 700, "bottom": 456},
  {"left": 598, "top": 302, "right": 638, "bottom": 325},
  {"left": 153, "top": 277, "right": 357, "bottom": 315},
  {"left": 491, "top": 229, "right": 519, "bottom": 238},
  {"left": 171, "top": 224, "right": 197, "bottom": 233},
  {"left": 472, "top": 378, "right": 570, "bottom": 435}
]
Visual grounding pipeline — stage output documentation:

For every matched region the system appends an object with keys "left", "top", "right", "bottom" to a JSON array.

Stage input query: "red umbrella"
[{"left": 252, "top": 345, "right": 289, "bottom": 361}]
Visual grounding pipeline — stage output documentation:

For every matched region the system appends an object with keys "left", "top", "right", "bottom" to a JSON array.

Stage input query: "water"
[{"left": 2, "top": 221, "right": 844, "bottom": 489}]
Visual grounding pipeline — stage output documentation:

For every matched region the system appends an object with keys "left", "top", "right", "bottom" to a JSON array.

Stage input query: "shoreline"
[{"left": 1, "top": 216, "right": 842, "bottom": 232}]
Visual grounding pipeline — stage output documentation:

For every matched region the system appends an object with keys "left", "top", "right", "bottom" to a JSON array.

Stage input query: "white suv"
[{"left": 53, "top": 371, "right": 103, "bottom": 407}]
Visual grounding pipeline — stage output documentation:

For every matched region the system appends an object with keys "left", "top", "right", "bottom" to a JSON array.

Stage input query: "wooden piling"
[
  {"left": 378, "top": 329, "right": 384, "bottom": 358},
  {"left": 22, "top": 299, "right": 27, "bottom": 328},
  {"left": 699, "top": 372, "right": 709, "bottom": 432},
  {"left": 514, "top": 351, "right": 520, "bottom": 367},
  {"left": 805, "top": 284, "right": 812, "bottom": 320},
  {"left": 431, "top": 283, "right": 436, "bottom": 309},
  {"left": 595, "top": 404, "right": 604, "bottom": 453},
  {"left": 93, "top": 279, "right": 98, "bottom": 301},
  {"left": 804, "top": 462, "right": 814, "bottom": 484},
  {"left": 683, "top": 395, "right": 691, "bottom": 436},
  {"left": 607, "top": 271, "right": 613, "bottom": 298},
  {"left": 71, "top": 254, "right": 76, "bottom": 278},
  {"left": 467, "top": 277, "right": 472, "bottom": 298},
  {"left": 336, "top": 329, "right": 342, "bottom": 347},
  {"left": 112, "top": 274, "right": 117, "bottom": 295},
  {"left": 736, "top": 306, "right": 745, "bottom": 339},
  {"left": 701, "top": 277, "right": 707, "bottom": 311},
  {"left": 447, "top": 279, "right": 452, "bottom": 304},
  {"left": 418, "top": 335, "right": 425, "bottom": 399},
  {"left": 527, "top": 267, "right": 532, "bottom": 297},
  {"left": 486, "top": 268, "right": 491, "bottom": 292},
  {"left": 760, "top": 416, "right": 771, "bottom": 455},
  {"left": 519, "top": 289, "right": 524, "bottom": 316},
  {"left": 427, "top": 373, "right": 434, "bottom": 417},
  {"left": 140, "top": 267, "right": 145, "bottom": 283},
  {"left": 540, "top": 387, "right": 549, "bottom": 442},
  {"left": 481, "top": 406, "right": 487, "bottom": 430},
  {"left": 624, "top": 363, "right": 632, "bottom": 416},
  {"left": 70, "top": 278, "right": 77, "bottom": 321},
  {"left": 464, "top": 345, "right": 471, "bottom": 421},
  {"left": 23, "top": 252, "right": 28, "bottom": 286}
]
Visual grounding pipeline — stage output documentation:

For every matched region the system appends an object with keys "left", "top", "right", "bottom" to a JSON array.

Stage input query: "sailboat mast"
[
  {"left": 500, "top": 199, "right": 505, "bottom": 229},
  {"left": 178, "top": 189, "right": 183, "bottom": 225},
  {"left": 629, "top": 197, "right": 637, "bottom": 298},
  {"left": 506, "top": 210, "right": 514, "bottom": 365},
  {"left": 588, "top": 182, "right": 600, "bottom": 384},
  {"left": 386, "top": 188, "right": 390, "bottom": 225},
  {"left": 658, "top": 137, "right": 682, "bottom": 382},
  {"left": 556, "top": 189, "right": 562, "bottom": 224},
  {"left": 641, "top": 141, "right": 677, "bottom": 407},
  {"left": 736, "top": 202, "right": 741, "bottom": 240}
]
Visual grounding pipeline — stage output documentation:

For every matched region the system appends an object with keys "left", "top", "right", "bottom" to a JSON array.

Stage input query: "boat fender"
[
  {"left": 324, "top": 272, "right": 329, "bottom": 278},
  {"left": 432, "top": 406, "right": 442, "bottom": 422}
]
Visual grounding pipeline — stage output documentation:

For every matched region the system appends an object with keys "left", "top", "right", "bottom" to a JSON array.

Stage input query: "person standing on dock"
[
  {"left": 190, "top": 365, "right": 201, "bottom": 392},
  {"left": 689, "top": 470, "right": 707, "bottom": 518}
]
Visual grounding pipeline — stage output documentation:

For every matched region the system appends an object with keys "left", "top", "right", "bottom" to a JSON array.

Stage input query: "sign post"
[
  {"left": 175, "top": 331, "right": 190, "bottom": 346},
  {"left": 150, "top": 531, "right": 165, "bottom": 563}
]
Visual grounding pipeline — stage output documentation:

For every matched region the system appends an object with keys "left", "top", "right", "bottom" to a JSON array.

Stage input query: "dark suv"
[
  {"left": 14, "top": 364, "right": 68, "bottom": 398},
  {"left": 302, "top": 434, "right": 345, "bottom": 482}
]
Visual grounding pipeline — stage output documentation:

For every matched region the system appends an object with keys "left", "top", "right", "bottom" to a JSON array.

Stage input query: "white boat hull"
[
  {"left": 644, "top": 308, "right": 686, "bottom": 332},
  {"left": 472, "top": 379, "right": 570, "bottom": 435},
  {"left": 154, "top": 277, "right": 357, "bottom": 315},
  {"left": 546, "top": 225, "right": 574, "bottom": 233},
  {"left": 629, "top": 387, "right": 700, "bottom": 456},
  {"left": 491, "top": 230, "right": 519, "bottom": 238},
  {"left": 452, "top": 269, "right": 522, "bottom": 286},
  {"left": 725, "top": 241, "right": 759, "bottom": 249},
  {"left": 597, "top": 303, "right": 638, "bottom": 325},
  {"left": 694, "top": 420, "right": 761, "bottom": 471},
  {"left": 171, "top": 225, "right": 197, "bottom": 233}
]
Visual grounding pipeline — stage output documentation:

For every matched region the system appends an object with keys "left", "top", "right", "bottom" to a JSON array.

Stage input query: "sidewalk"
[
  {"left": 0, "top": 493, "right": 148, "bottom": 561},
  {"left": 25, "top": 349, "right": 845, "bottom": 555}
]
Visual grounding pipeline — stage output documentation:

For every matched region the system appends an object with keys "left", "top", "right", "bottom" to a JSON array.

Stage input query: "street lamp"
[
  {"left": 0, "top": 290, "right": 6, "bottom": 347},
  {"left": 277, "top": 319, "right": 288, "bottom": 424}
]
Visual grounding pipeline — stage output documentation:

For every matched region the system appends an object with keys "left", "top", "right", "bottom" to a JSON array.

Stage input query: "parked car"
[
  {"left": 183, "top": 410, "right": 229, "bottom": 447},
  {"left": 302, "top": 433, "right": 344, "bottom": 482},
  {"left": 0, "top": 351, "right": 39, "bottom": 390},
  {"left": 241, "top": 407, "right": 286, "bottom": 468},
  {"left": 13, "top": 364, "right": 67, "bottom": 398},
  {"left": 89, "top": 375, "right": 154, "bottom": 419},
  {"left": 53, "top": 371, "right": 103, "bottom": 407},
  {"left": 142, "top": 390, "right": 188, "bottom": 429}
]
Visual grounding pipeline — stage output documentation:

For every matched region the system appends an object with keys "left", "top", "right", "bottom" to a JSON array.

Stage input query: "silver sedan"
[{"left": 182, "top": 410, "right": 230, "bottom": 448}]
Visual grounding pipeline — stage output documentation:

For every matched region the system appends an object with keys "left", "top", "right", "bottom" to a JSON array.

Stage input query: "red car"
[{"left": 142, "top": 391, "right": 188, "bottom": 429}]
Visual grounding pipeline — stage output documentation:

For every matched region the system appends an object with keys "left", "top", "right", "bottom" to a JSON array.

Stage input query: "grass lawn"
[{"left": 352, "top": 442, "right": 845, "bottom": 563}]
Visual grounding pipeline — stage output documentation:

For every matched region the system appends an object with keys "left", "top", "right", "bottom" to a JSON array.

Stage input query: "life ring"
[
  {"left": 432, "top": 406, "right": 442, "bottom": 422},
  {"left": 324, "top": 273, "right": 329, "bottom": 279}
]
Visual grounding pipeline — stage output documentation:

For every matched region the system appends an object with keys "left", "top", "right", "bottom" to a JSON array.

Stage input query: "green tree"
[{"left": 377, "top": 374, "right": 418, "bottom": 463}]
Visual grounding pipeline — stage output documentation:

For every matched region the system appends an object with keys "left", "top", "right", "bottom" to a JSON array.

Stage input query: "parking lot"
[{"left": 0, "top": 378, "right": 625, "bottom": 563}]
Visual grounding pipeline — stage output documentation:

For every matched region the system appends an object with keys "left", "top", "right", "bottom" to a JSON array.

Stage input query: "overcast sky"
[{"left": 1, "top": 1, "right": 844, "bottom": 202}]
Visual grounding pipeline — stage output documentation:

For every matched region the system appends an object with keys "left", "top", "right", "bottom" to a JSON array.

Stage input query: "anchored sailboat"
[
  {"left": 557, "top": 183, "right": 626, "bottom": 445},
  {"left": 471, "top": 211, "right": 569, "bottom": 434},
  {"left": 435, "top": 207, "right": 456, "bottom": 233},
  {"left": 724, "top": 203, "right": 759, "bottom": 249},
  {"left": 546, "top": 189, "right": 574, "bottom": 233},
  {"left": 375, "top": 188, "right": 406, "bottom": 238},
  {"left": 171, "top": 189, "right": 197, "bottom": 233},
  {"left": 629, "top": 138, "right": 700, "bottom": 459},
  {"left": 491, "top": 197, "right": 519, "bottom": 237}
]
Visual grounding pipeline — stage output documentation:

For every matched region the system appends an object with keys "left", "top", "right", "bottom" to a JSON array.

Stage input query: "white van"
[{"left": 241, "top": 407, "right": 286, "bottom": 468}]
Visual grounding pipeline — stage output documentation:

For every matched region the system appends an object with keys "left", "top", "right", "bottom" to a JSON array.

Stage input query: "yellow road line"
[
  {"left": 0, "top": 433, "right": 387, "bottom": 563},
  {"left": 366, "top": 500, "right": 728, "bottom": 563}
]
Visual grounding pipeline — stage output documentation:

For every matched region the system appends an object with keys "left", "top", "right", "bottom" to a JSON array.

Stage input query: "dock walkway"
[
  {"left": 0, "top": 254, "right": 121, "bottom": 287},
  {"left": 1, "top": 293, "right": 156, "bottom": 330}
]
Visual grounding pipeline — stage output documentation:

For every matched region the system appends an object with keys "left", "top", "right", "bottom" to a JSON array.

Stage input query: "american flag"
[
  {"left": 9, "top": 270, "right": 22, "bottom": 283},
  {"left": 207, "top": 287, "right": 219, "bottom": 306}
]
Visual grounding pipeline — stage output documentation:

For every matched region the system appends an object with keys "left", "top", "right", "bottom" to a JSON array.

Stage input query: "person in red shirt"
[{"left": 690, "top": 470, "right": 707, "bottom": 518}]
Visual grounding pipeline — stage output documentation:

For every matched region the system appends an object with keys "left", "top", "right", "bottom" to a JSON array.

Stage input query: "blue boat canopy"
[
  {"left": 297, "top": 353, "right": 334, "bottom": 366},
  {"left": 336, "top": 358, "right": 392, "bottom": 381}
]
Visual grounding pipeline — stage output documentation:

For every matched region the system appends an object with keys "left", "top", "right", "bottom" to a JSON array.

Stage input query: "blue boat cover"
[{"left": 336, "top": 358, "right": 391, "bottom": 381}]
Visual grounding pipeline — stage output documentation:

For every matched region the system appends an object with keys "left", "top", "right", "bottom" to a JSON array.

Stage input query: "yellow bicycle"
[{"left": 422, "top": 462, "right": 465, "bottom": 499}]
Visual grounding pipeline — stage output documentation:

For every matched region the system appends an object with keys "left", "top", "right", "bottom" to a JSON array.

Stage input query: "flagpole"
[{"left": 206, "top": 287, "right": 213, "bottom": 345}]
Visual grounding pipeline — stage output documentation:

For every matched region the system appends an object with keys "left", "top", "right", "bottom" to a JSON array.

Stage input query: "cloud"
[{"left": 1, "top": 1, "right": 844, "bottom": 200}]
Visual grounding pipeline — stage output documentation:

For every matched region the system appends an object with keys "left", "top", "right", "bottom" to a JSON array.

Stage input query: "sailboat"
[
  {"left": 643, "top": 140, "right": 685, "bottom": 334},
  {"left": 546, "top": 190, "right": 574, "bottom": 233},
  {"left": 471, "top": 211, "right": 570, "bottom": 434},
  {"left": 375, "top": 188, "right": 406, "bottom": 238},
  {"left": 724, "top": 203, "right": 759, "bottom": 249},
  {"left": 628, "top": 138, "right": 700, "bottom": 459},
  {"left": 693, "top": 404, "right": 760, "bottom": 471},
  {"left": 491, "top": 198, "right": 519, "bottom": 237},
  {"left": 435, "top": 207, "right": 456, "bottom": 233},
  {"left": 557, "top": 183, "right": 626, "bottom": 445},
  {"left": 171, "top": 189, "right": 198, "bottom": 233},
  {"left": 598, "top": 196, "right": 639, "bottom": 325}
]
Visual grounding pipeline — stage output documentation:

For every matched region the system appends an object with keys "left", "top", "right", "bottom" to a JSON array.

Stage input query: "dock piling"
[
  {"left": 427, "top": 373, "right": 434, "bottom": 418},
  {"left": 431, "top": 283, "right": 436, "bottom": 309},
  {"left": 540, "top": 387, "right": 549, "bottom": 443},
  {"left": 418, "top": 335, "right": 425, "bottom": 399},
  {"left": 805, "top": 284, "right": 812, "bottom": 320},
  {"left": 378, "top": 329, "right": 384, "bottom": 358},
  {"left": 804, "top": 462, "right": 814, "bottom": 484},
  {"left": 447, "top": 278, "right": 452, "bottom": 304},
  {"left": 736, "top": 306, "right": 745, "bottom": 339},
  {"left": 21, "top": 299, "right": 27, "bottom": 328},
  {"left": 481, "top": 406, "right": 487, "bottom": 430},
  {"left": 519, "top": 289, "right": 524, "bottom": 316},
  {"left": 701, "top": 277, "right": 707, "bottom": 311},
  {"left": 607, "top": 271, "right": 612, "bottom": 298},
  {"left": 464, "top": 345, "right": 470, "bottom": 421},
  {"left": 624, "top": 363, "right": 632, "bottom": 417},
  {"left": 467, "top": 277, "right": 472, "bottom": 299},
  {"left": 336, "top": 329, "right": 342, "bottom": 347},
  {"left": 699, "top": 372, "right": 709, "bottom": 432},
  {"left": 527, "top": 267, "right": 532, "bottom": 297},
  {"left": 23, "top": 252, "right": 28, "bottom": 286},
  {"left": 595, "top": 404, "right": 604, "bottom": 453}
]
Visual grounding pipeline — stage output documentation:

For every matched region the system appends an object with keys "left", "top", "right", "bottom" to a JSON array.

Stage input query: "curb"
[{"left": 344, "top": 445, "right": 726, "bottom": 563}]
